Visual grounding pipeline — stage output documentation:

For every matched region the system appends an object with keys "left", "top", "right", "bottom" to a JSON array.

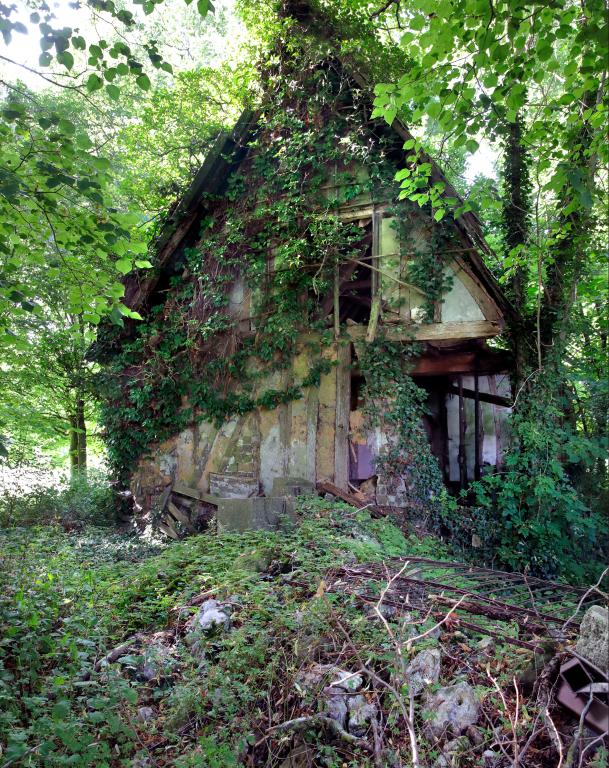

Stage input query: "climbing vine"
[
  {"left": 101, "top": 41, "right": 386, "bottom": 474},
  {"left": 356, "top": 337, "right": 448, "bottom": 514},
  {"left": 99, "top": 31, "right": 458, "bottom": 478}
]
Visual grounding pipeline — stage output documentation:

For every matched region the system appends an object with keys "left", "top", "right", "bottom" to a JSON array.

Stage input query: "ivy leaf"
[
  {"left": 56, "top": 50, "right": 74, "bottom": 70},
  {"left": 58, "top": 118, "right": 76, "bottom": 135},
  {"left": 106, "top": 84, "right": 120, "bottom": 101},
  {"left": 86, "top": 73, "right": 103, "bottom": 93},
  {"left": 115, "top": 258, "right": 132, "bottom": 274},
  {"left": 384, "top": 107, "right": 397, "bottom": 125},
  {"left": 136, "top": 74, "right": 151, "bottom": 91}
]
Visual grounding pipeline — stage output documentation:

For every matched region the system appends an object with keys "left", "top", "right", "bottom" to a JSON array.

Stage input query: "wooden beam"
[
  {"left": 366, "top": 296, "right": 381, "bottom": 342},
  {"left": 173, "top": 482, "right": 201, "bottom": 500},
  {"left": 333, "top": 263, "right": 340, "bottom": 339},
  {"left": 167, "top": 501, "right": 196, "bottom": 533},
  {"left": 474, "top": 375, "right": 481, "bottom": 481},
  {"left": 334, "top": 342, "right": 351, "bottom": 491},
  {"left": 445, "top": 384, "right": 512, "bottom": 408},
  {"left": 173, "top": 482, "right": 220, "bottom": 506},
  {"left": 346, "top": 319, "right": 503, "bottom": 343},
  {"left": 317, "top": 480, "right": 370, "bottom": 509},
  {"left": 458, "top": 376, "right": 467, "bottom": 488}
]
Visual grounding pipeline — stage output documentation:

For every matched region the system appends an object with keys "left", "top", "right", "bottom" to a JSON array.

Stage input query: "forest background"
[{"left": 0, "top": 0, "right": 607, "bottom": 582}]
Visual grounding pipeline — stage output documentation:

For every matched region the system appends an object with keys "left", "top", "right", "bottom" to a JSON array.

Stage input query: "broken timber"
[{"left": 326, "top": 557, "right": 606, "bottom": 653}]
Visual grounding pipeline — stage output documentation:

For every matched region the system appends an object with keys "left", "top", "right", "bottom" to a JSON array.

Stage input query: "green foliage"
[
  {"left": 0, "top": 496, "right": 449, "bottom": 766},
  {"left": 0, "top": 91, "right": 148, "bottom": 345},
  {"left": 358, "top": 338, "right": 448, "bottom": 514},
  {"left": 440, "top": 378, "right": 608, "bottom": 582},
  {"left": 0, "top": 524, "right": 165, "bottom": 766},
  {"left": 0, "top": 470, "right": 118, "bottom": 528}
]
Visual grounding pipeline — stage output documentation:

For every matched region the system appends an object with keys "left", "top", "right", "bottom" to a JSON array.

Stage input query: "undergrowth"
[{"left": 0, "top": 498, "right": 447, "bottom": 767}]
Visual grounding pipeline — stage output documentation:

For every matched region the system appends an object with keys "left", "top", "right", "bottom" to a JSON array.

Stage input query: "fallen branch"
[
  {"left": 80, "top": 633, "right": 145, "bottom": 680},
  {"left": 267, "top": 714, "right": 374, "bottom": 753}
]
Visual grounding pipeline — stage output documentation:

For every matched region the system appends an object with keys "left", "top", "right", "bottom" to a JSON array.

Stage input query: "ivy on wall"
[{"left": 100, "top": 32, "right": 457, "bottom": 477}]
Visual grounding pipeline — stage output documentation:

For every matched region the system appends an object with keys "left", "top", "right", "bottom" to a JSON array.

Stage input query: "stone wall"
[{"left": 131, "top": 339, "right": 342, "bottom": 512}]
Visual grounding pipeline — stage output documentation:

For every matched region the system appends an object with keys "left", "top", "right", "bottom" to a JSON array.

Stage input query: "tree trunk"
[
  {"left": 539, "top": 90, "right": 596, "bottom": 361},
  {"left": 501, "top": 113, "right": 532, "bottom": 385},
  {"left": 69, "top": 398, "right": 87, "bottom": 481}
]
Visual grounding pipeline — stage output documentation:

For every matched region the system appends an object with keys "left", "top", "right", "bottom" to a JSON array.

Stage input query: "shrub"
[
  {"left": 0, "top": 469, "right": 117, "bottom": 528},
  {"left": 441, "top": 385, "right": 608, "bottom": 583}
]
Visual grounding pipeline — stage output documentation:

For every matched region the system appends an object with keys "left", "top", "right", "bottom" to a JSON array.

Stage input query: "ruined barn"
[{"left": 107, "top": 48, "right": 515, "bottom": 532}]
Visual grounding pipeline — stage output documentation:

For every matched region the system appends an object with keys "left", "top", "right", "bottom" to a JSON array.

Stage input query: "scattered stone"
[
  {"left": 576, "top": 606, "right": 608, "bottom": 672},
  {"left": 369, "top": 601, "right": 398, "bottom": 620},
  {"left": 279, "top": 741, "right": 315, "bottom": 768},
  {"left": 295, "top": 663, "right": 376, "bottom": 735},
  {"left": 433, "top": 736, "right": 469, "bottom": 767},
  {"left": 137, "top": 641, "right": 176, "bottom": 683},
  {"left": 136, "top": 706, "right": 155, "bottom": 723},
  {"left": 323, "top": 688, "right": 349, "bottom": 728},
  {"left": 132, "top": 759, "right": 152, "bottom": 768},
  {"left": 403, "top": 648, "right": 441, "bottom": 695},
  {"left": 476, "top": 636, "right": 496, "bottom": 654},
  {"left": 295, "top": 664, "right": 362, "bottom": 695},
  {"left": 331, "top": 669, "right": 363, "bottom": 692},
  {"left": 482, "top": 749, "right": 501, "bottom": 767},
  {"left": 193, "top": 599, "right": 231, "bottom": 633},
  {"left": 424, "top": 681, "right": 480, "bottom": 740},
  {"left": 347, "top": 694, "right": 377, "bottom": 736},
  {"left": 466, "top": 724, "right": 484, "bottom": 746}
]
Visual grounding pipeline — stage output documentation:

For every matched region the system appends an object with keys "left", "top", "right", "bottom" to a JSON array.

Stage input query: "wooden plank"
[
  {"left": 365, "top": 296, "right": 381, "bottom": 342},
  {"left": 317, "top": 480, "right": 369, "bottom": 508},
  {"left": 173, "top": 482, "right": 201, "bottom": 500},
  {"left": 167, "top": 501, "right": 196, "bottom": 533},
  {"left": 346, "top": 319, "right": 503, "bottom": 343},
  {"left": 158, "top": 521, "right": 179, "bottom": 540},
  {"left": 173, "top": 482, "right": 220, "bottom": 506},
  {"left": 458, "top": 376, "right": 467, "bottom": 488},
  {"left": 334, "top": 342, "right": 351, "bottom": 491},
  {"left": 333, "top": 263, "right": 340, "bottom": 339},
  {"left": 489, "top": 375, "right": 505, "bottom": 471},
  {"left": 445, "top": 384, "right": 512, "bottom": 408},
  {"left": 474, "top": 375, "right": 481, "bottom": 481}
]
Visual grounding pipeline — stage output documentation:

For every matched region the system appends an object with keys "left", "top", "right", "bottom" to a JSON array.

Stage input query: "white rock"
[
  {"left": 136, "top": 706, "right": 155, "bottom": 723},
  {"left": 347, "top": 694, "right": 377, "bottom": 736},
  {"left": 424, "top": 681, "right": 480, "bottom": 739},
  {"left": 195, "top": 599, "right": 231, "bottom": 632},
  {"left": 576, "top": 606, "right": 608, "bottom": 672},
  {"left": 476, "top": 636, "right": 495, "bottom": 654},
  {"left": 323, "top": 688, "right": 349, "bottom": 728},
  {"left": 404, "top": 648, "right": 441, "bottom": 695}
]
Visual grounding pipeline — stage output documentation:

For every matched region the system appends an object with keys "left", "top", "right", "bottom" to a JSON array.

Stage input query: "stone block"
[
  {"left": 576, "top": 606, "right": 608, "bottom": 672},
  {"left": 271, "top": 477, "right": 315, "bottom": 497},
  {"left": 209, "top": 472, "right": 259, "bottom": 498},
  {"left": 216, "top": 497, "right": 296, "bottom": 532}
]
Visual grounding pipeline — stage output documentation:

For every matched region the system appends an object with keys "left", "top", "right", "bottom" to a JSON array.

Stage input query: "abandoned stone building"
[{"left": 109, "top": 47, "right": 516, "bottom": 534}]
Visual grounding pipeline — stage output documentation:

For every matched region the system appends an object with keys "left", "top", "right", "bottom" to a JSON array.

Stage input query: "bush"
[
  {"left": 0, "top": 469, "right": 117, "bottom": 528},
  {"left": 438, "top": 385, "right": 608, "bottom": 583}
]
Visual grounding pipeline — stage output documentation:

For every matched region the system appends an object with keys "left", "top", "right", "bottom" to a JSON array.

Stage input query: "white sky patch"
[
  {"left": 0, "top": 0, "right": 242, "bottom": 91},
  {"left": 465, "top": 140, "right": 498, "bottom": 183}
]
